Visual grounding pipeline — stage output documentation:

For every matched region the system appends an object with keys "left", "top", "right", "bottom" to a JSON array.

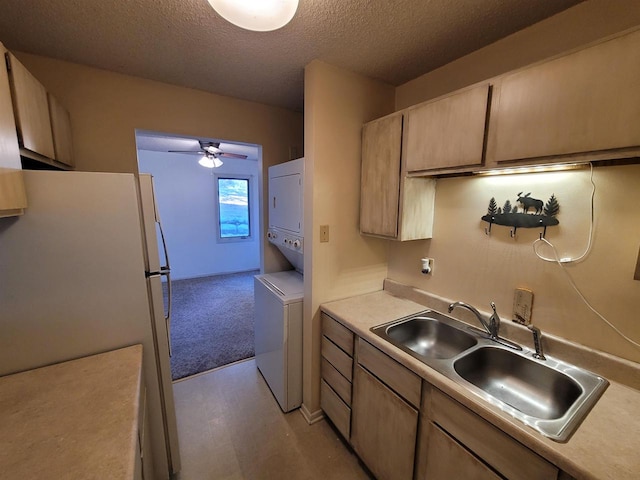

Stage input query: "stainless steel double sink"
[{"left": 370, "top": 311, "right": 608, "bottom": 442}]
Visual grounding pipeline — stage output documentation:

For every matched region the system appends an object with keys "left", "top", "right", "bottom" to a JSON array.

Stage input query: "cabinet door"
[
  {"left": 493, "top": 28, "right": 640, "bottom": 163},
  {"left": 423, "top": 423, "right": 502, "bottom": 480},
  {"left": 360, "top": 113, "right": 402, "bottom": 238},
  {"left": 0, "top": 44, "right": 26, "bottom": 216},
  {"left": 6, "top": 52, "right": 55, "bottom": 159},
  {"left": 405, "top": 84, "right": 490, "bottom": 172},
  {"left": 0, "top": 45, "right": 20, "bottom": 169},
  {"left": 48, "top": 93, "right": 75, "bottom": 168},
  {"left": 351, "top": 365, "right": 418, "bottom": 480}
]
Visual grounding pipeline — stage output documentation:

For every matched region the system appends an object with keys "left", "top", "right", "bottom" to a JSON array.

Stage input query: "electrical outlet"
[
  {"left": 320, "top": 225, "right": 329, "bottom": 243},
  {"left": 513, "top": 288, "right": 533, "bottom": 325}
]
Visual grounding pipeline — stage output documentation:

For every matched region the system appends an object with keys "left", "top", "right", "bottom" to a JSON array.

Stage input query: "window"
[{"left": 216, "top": 175, "right": 252, "bottom": 241}]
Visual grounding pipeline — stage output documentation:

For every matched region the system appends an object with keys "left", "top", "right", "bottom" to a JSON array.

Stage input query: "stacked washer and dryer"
[{"left": 254, "top": 158, "right": 304, "bottom": 412}]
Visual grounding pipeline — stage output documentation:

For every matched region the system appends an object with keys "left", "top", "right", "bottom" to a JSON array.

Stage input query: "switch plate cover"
[
  {"left": 513, "top": 288, "right": 533, "bottom": 325},
  {"left": 320, "top": 225, "right": 329, "bottom": 243}
]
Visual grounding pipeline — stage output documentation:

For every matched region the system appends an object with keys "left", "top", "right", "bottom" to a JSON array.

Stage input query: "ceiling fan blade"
[
  {"left": 219, "top": 152, "right": 248, "bottom": 159},
  {"left": 167, "top": 150, "right": 206, "bottom": 155}
]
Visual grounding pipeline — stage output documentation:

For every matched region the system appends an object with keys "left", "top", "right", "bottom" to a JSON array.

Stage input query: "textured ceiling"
[{"left": 0, "top": 0, "right": 581, "bottom": 112}]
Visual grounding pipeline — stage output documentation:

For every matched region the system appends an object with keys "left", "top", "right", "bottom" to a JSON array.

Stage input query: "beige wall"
[
  {"left": 302, "top": 60, "right": 394, "bottom": 414},
  {"left": 14, "top": 53, "right": 303, "bottom": 273},
  {"left": 389, "top": 1, "right": 640, "bottom": 363}
]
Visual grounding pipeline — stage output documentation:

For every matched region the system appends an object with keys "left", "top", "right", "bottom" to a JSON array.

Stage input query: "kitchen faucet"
[
  {"left": 448, "top": 301, "right": 500, "bottom": 339},
  {"left": 448, "top": 301, "right": 522, "bottom": 350}
]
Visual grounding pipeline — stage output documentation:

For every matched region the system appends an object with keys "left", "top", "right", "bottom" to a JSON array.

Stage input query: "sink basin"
[
  {"left": 453, "top": 346, "right": 608, "bottom": 441},
  {"left": 385, "top": 316, "right": 477, "bottom": 359},
  {"left": 370, "top": 310, "right": 609, "bottom": 441},
  {"left": 454, "top": 347, "right": 581, "bottom": 419}
]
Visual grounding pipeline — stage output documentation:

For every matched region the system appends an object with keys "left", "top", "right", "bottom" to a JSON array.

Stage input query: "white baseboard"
[{"left": 300, "top": 403, "right": 324, "bottom": 425}]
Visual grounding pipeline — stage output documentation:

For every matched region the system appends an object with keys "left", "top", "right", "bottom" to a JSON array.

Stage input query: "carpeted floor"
[{"left": 166, "top": 270, "right": 258, "bottom": 380}]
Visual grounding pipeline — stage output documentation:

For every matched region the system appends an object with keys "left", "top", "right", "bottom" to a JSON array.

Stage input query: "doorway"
[{"left": 136, "top": 130, "right": 262, "bottom": 380}]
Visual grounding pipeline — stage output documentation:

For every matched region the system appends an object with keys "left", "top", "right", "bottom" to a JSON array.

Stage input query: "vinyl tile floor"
[{"left": 171, "top": 358, "right": 372, "bottom": 480}]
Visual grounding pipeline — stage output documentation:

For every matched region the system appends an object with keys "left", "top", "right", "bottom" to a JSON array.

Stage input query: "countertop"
[
  {"left": 321, "top": 290, "right": 640, "bottom": 480},
  {"left": 0, "top": 345, "right": 143, "bottom": 480}
]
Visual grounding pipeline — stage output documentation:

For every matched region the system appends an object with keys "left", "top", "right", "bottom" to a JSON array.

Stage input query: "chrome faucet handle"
[
  {"left": 528, "top": 325, "right": 546, "bottom": 360},
  {"left": 488, "top": 302, "right": 501, "bottom": 339}
]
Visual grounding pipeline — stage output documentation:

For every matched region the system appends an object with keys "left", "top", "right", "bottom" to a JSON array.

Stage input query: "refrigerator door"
[
  {"left": 137, "top": 173, "right": 180, "bottom": 473},
  {"left": 138, "top": 173, "right": 170, "bottom": 274},
  {"left": 147, "top": 273, "right": 181, "bottom": 473}
]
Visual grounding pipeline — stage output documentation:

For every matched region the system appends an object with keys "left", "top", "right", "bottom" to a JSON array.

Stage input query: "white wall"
[{"left": 138, "top": 150, "right": 260, "bottom": 280}]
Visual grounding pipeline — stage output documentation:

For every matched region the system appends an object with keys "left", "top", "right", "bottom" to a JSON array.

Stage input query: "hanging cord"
[
  {"left": 533, "top": 162, "right": 595, "bottom": 263},
  {"left": 532, "top": 163, "right": 640, "bottom": 349}
]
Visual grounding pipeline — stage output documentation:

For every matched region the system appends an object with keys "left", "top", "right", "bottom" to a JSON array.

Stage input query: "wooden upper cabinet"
[
  {"left": 360, "top": 113, "right": 436, "bottom": 241},
  {"left": 48, "top": 93, "right": 75, "bottom": 168},
  {"left": 405, "top": 83, "right": 491, "bottom": 173},
  {"left": 492, "top": 28, "right": 640, "bottom": 163},
  {"left": 6, "top": 52, "right": 55, "bottom": 160},
  {"left": 360, "top": 113, "right": 402, "bottom": 238},
  {"left": 0, "top": 45, "right": 20, "bottom": 170},
  {"left": 0, "top": 43, "right": 26, "bottom": 217}
]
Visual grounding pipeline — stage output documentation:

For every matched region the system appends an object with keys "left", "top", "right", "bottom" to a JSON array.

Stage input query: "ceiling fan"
[
  {"left": 168, "top": 141, "right": 248, "bottom": 160},
  {"left": 168, "top": 140, "right": 248, "bottom": 168}
]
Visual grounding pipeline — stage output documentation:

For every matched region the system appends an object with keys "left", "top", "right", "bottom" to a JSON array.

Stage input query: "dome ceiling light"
[{"left": 207, "top": 0, "right": 299, "bottom": 32}]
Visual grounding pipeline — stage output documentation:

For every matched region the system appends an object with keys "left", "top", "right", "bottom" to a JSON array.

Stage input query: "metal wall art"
[{"left": 482, "top": 192, "right": 560, "bottom": 238}]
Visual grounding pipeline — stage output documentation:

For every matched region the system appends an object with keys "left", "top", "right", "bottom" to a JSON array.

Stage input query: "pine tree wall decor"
[{"left": 482, "top": 192, "right": 560, "bottom": 238}]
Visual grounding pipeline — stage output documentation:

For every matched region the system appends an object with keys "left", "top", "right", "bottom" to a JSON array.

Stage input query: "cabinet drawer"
[
  {"left": 431, "top": 389, "right": 558, "bottom": 480},
  {"left": 321, "top": 313, "right": 354, "bottom": 356},
  {"left": 357, "top": 338, "right": 421, "bottom": 408},
  {"left": 322, "top": 336, "right": 353, "bottom": 381},
  {"left": 321, "top": 379, "right": 351, "bottom": 439},
  {"left": 321, "top": 357, "right": 352, "bottom": 405}
]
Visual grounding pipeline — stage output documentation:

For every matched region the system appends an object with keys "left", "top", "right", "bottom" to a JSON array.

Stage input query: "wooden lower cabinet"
[
  {"left": 423, "top": 423, "right": 502, "bottom": 480},
  {"left": 426, "top": 389, "right": 558, "bottom": 480},
  {"left": 351, "top": 364, "right": 418, "bottom": 480}
]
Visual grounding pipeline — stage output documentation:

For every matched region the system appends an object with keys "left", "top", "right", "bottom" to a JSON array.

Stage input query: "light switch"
[
  {"left": 513, "top": 288, "right": 533, "bottom": 325},
  {"left": 320, "top": 225, "right": 329, "bottom": 243}
]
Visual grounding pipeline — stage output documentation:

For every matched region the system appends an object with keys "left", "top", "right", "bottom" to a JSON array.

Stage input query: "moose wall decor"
[{"left": 481, "top": 192, "right": 560, "bottom": 238}]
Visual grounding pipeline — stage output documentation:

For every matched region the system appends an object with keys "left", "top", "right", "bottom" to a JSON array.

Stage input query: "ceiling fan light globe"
[
  {"left": 208, "top": 0, "right": 299, "bottom": 32},
  {"left": 198, "top": 156, "right": 216, "bottom": 168}
]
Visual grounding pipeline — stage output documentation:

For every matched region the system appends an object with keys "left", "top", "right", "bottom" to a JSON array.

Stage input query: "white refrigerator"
[{"left": 0, "top": 170, "right": 180, "bottom": 478}]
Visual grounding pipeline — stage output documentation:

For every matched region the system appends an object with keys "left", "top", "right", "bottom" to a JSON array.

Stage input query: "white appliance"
[
  {"left": 255, "top": 157, "right": 305, "bottom": 412},
  {"left": 267, "top": 157, "right": 304, "bottom": 273},
  {"left": 0, "top": 171, "right": 180, "bottom": 478},
  {"left": 254, "top": 271, "right": 303, "bottom": 412}
]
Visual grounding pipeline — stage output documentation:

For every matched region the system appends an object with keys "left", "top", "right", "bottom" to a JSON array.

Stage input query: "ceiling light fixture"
[
  {"left": 199, "top": 154, "right": 224, "bottom": 169},
  {"left": 207, "top": 0, "right": 299, "bottom": 32}
]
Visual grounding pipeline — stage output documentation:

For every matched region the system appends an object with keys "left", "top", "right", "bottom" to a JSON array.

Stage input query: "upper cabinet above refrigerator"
[
  {"left": 5, "top": 52, "right": 55, "bottom": 160},
  {"left": 0, "top": 43, "right": 26, "bottom": 218},
  {"left": 4, "top": 51, "right": 75, "bottom": 170}
]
